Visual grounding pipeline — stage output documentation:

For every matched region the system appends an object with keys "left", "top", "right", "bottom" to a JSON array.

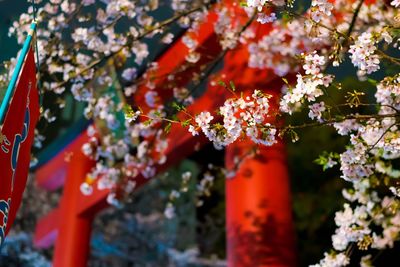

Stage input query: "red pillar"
[
  {"left": 225, "top": 140, "right": 296, "bottom": 267},
  {"left": 52, "top": 148, "right": 95, "bottom": 267}
]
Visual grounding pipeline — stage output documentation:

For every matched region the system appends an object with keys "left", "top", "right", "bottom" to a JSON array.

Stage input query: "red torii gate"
[{"left": 33, "top": 3, "right": 296, "bottom": 267}]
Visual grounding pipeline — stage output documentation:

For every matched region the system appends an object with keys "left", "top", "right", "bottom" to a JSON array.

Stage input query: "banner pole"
[{"left": 0, "top": 22, "right": 37, "bottom": 125}]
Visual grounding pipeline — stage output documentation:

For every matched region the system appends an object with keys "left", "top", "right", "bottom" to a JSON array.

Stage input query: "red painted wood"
[
  {"left": 35, "top": 133, "right": 90, "bottom": 191},
  {"left": 52, "top": 143, "right": 96, "bottom": 267},
  {"left": 132, "top": 11, "right": 221, "bottom": 114},
  {"left": 33, "top": 207, "right": 60, "bottom": 248},
  {"left": 225, "top": 140, "right": 296, "bottom": 267},
  {"left": 220, "top": 20, "right": 297, "bottom": 265}
]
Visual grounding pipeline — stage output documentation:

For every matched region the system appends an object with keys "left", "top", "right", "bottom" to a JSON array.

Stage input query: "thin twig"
[
  {"left": 283, "top": 113, "right": 400, "bottom": 131},
  {"left": 345, "top": 0, "right": 365, "bottom": 38},
  {"left": 366, "top": 122, "right": 397, "bottom": 153}
]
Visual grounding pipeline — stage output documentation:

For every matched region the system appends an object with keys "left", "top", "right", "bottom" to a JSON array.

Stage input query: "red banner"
[{"left": 0, "top": 47, "right": 39, "bottom": 245}]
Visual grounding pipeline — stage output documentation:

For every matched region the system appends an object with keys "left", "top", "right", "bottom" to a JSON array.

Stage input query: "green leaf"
[
  {"left": 143, "top": 119, "right": 153, "bottom": 126},
  {"left": 229, "top": 81, "right": 236, "bottom": 91},
  {"left": 164, "top": 122, "right": 172, "bottom": 133},
  {"left": 123, "top": 104, "right": 133, "bottom": 114},
  {"left": 313, "top": 152, "right": 338, "bottom": 171},
  {"left": 367, "top": 78, "right": 378, "bottom": 86},
  {"left": 172, "top": 102, "right": 186, "bottom": 111},
  {"left": 218, "top": 80, "right": 227, "bottom": 87},
  {"left": 181, "top": 119, "right": 191, "bottom": 127},
  {"left": 171, "top": 114, "right": 179, "bottom": 121}
]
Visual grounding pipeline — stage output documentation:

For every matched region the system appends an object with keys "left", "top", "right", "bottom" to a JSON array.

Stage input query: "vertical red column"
[
  {"left": 52, "top": 149, "right": 95, "bottom": 267},
  {"left": 225, "top": 140, "right": 296, "bottom": 267}
]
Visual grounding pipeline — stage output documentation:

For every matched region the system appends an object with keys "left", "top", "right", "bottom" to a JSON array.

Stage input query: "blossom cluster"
[
  {"left": 246, "top": 0, "right": 400, "bottom": 265},
  {"left": 310, "top": 76, "right": 400, "bottom": 265},
  {"left": 310, "top": 0, "right": 334, "bottom": 22},
  {"left": 280, "top": 51, "right": 333, "bottom": 115},
  {"left": 247, "top": 20, "right": 320, "bottom": 76},
  {"left": 349, "top": 32, "right": 380, "bottom": 76},
  {"left": 191, "top": 90, "right": 276, "bottom": 149}
]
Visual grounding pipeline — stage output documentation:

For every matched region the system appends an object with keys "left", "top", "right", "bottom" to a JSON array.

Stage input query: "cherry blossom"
[{"left": 349, "top": 32, "right": 380, "bottom": 75}]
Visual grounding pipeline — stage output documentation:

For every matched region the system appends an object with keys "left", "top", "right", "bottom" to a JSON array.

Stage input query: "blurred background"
[{"left": 0, "top": 1, "right": 399, "bottom": 267}]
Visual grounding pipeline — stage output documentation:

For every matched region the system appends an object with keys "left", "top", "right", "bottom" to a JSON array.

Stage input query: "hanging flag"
[{"left": 0, "top": 22, "right": 40, "bottom": 246}]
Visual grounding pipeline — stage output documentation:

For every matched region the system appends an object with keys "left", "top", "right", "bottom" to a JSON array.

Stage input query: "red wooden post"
[
  {"left": 225, "top": 140, "right": 296, "bottom": 267},
  {"left": 52, "top": 134, "right": 95, "bottom": 267},
  {"left": 220, "top": 34, "right": 297, "bottom": 265}
]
